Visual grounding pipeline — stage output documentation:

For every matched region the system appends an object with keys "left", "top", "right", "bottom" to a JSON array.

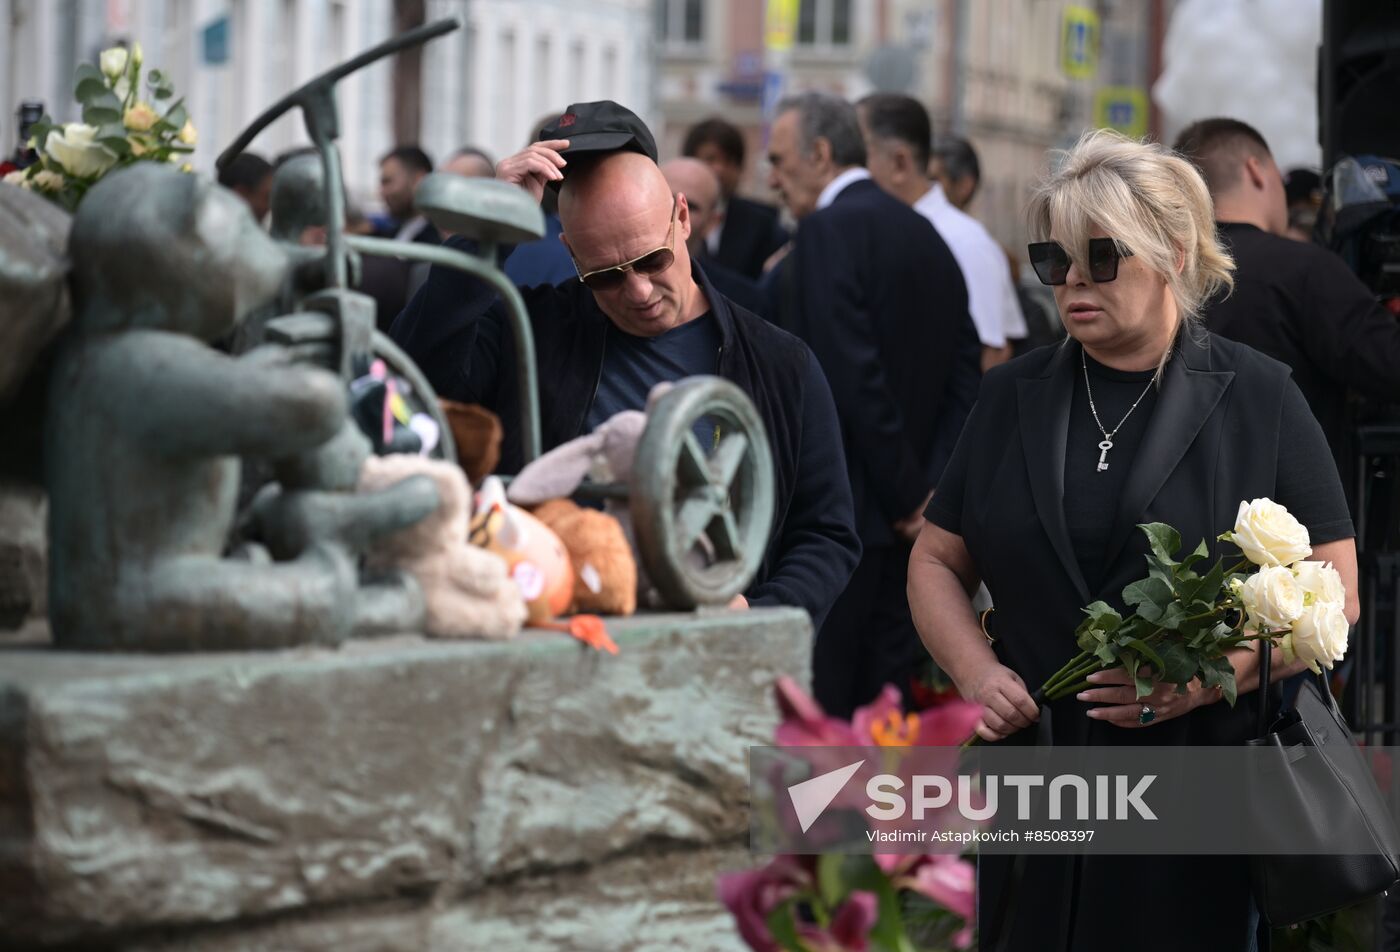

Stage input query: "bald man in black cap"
[{"left": 391, "top": 101, "right": 860, "bottom": 627}]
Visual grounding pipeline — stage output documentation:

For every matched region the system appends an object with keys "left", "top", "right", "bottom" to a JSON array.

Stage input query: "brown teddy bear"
[
  {"left": 358, "top": 455, "right": 526, "bottom": 639},
  {"left": 530, "top": 499, "right": 637, "bottom": 617}
]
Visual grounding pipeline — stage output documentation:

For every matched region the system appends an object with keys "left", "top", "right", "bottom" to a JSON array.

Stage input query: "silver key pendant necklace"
[{"left": 1082, "top": 349, "right": 1156, "bottom": 472}]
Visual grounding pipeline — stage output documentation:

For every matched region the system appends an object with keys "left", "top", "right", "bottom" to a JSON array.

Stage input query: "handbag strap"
[{"left": 1256, "top": 637, "right": 1272, "bottom": 739}]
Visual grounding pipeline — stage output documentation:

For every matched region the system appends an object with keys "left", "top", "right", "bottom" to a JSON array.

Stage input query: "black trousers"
[{"left": 812, "top": 542, "right": 924, "bottom": 719}]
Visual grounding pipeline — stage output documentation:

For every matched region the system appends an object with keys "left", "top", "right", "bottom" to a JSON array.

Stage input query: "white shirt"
[
  {"left": 913, "top": 183, "right": 1028, "bottom": 348},
  {"left": 816, "top": 167, "right": 872, "bottom": 211},
  {"left": 395, "top": 215, "right": 431, "bottom": 243}
]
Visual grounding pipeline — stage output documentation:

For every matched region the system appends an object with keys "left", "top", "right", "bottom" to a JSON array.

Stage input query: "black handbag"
[{"left": 1247, "top": 643, "right": 1400, "bottom": 926}]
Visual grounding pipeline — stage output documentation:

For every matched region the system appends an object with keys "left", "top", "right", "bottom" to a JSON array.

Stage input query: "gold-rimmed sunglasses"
[{"left": 572, "top": 197, "right": 680, "bottom": 291}]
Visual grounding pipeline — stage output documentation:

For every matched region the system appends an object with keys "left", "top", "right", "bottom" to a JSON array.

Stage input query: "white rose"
[
  {"left": 1239, "top": 565, "right": 1304, "bottom": 631},
  {"left": 44, "top": 124, "right": 118, "bottom": 179},
  {"left": 1285, "top": 601, "right": 1349, "bottom": 672},
  {"left": 1293, "top": 560, "right": 1345, "bottom": 609},
  {"left": 2, "top": 169, "right": 27, "bottom": 187},
  {"left": 100, "top": 47, "right": 129, "bottom": 79},
  {"left": 178, "top": 119, "right": 198, "bottom": 145},
  {"left": 1231, "top": 498, "right": 1312, "bottom": 567}
]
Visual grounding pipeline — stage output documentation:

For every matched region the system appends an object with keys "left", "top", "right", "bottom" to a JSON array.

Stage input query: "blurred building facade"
[
  {"left": 655, "top": 0, "right": 1165, "bottom": 249},
  {"left": 0, "top": 0, "right": 652, "bottom": 209}
]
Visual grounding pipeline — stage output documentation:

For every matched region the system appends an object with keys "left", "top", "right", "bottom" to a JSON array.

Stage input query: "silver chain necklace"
[{"left": 1082, "top": 350, "right": 1156, "bottom": 472}]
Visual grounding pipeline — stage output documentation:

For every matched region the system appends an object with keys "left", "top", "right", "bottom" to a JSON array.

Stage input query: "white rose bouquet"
[
  {"left": 1034, "top": 498, "right": 1348, "bottom": 708},
  {"left": 3, "top": 42, "right": 195, "bottom": 210}
]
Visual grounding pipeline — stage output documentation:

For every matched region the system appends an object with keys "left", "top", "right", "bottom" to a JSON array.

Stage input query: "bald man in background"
[
  {"left": 391, "top": 101, "right": 860, "bottom": 626},
  {"left": 661, "top": 157, "right": 766, "bottom": 315},
  {"left": 443, "top": 146, "right": 495, "bottom": 179}
]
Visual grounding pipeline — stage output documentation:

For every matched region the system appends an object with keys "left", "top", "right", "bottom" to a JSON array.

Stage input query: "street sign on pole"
[
  {"left": 1094, "top": 86, "right": 1149, "bottom": 138},
  {"left": 1061, "top": 5, "right": 1099, "bottom": 80}
]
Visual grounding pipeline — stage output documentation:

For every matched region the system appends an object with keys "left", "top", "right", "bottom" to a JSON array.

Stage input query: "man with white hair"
[
  {"left": 391, "top": 101, "right": 860, "bottom": 627},
  {"left": 766, "top": 90, "right": 981, "bottom": 716}
]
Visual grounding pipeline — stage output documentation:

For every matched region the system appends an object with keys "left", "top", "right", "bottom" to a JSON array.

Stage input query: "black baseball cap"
[{"left": 537, "top": 101, "right": 658, "bottom": 187}]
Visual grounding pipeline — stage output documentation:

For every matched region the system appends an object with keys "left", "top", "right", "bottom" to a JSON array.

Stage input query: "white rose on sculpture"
[
  {"left": 100, "top": 46, "right": 129, "bottom": 79},
  {"left": 45, "top": 124, "right": 118, "bottom": 178},
  {"left": 1231, "top": 498, "right": 1312, "bottom": 567},
  {"left": 1239, "top": 565, "right": 1304, "bottom": 631},
  {"left": 1284, "top": 602, "right": 1349, "bottom": 672},
  {"left": 1293, "top": 561, "right": 1345, "bottom": 609}
]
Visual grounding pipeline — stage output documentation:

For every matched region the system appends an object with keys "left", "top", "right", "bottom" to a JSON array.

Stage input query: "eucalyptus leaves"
[
  {"left": 1042, "top": 498, "right": 1346, "bottom": 709},
  {"left": 2, "top": 43, "right": 195, "bottom": 210}
]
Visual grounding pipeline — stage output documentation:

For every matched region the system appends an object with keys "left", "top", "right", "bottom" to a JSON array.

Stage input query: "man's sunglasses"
[
  {"left": 573, "top": 198, "right": 680, "bottom": 291},
  {"left": 1027, "top": 237, "right": 1134, "bottom": 285}
]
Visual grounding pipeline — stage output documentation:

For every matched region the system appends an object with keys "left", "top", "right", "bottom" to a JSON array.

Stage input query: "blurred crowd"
[{"left": 174, "top": 91, "right": 1400, "bottom": 717}]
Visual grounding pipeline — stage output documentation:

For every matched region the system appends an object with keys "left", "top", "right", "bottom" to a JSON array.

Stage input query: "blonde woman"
[{"left": 908, "top": 130, "right": 1359, "bottom": 951}]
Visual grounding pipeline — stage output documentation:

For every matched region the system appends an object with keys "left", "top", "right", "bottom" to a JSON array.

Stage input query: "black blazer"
[
  {"left": 930, "top": 331, "right": 1353, "bottom": 951},
  {"left": 780, "top": 177, "right": 981, "bottom": 546},
  {"left": 713, "top": 194, "right": 788, "bottom": 280}
]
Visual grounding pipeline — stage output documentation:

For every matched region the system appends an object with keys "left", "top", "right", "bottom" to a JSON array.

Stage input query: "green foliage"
[{"left": 1057, "top": 523, "right": 1261, "bottom": 705}]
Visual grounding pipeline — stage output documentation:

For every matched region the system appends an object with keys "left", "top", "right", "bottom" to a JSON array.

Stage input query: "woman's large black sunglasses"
[{"left": 1027, "top": 238, "right": 1134, "bottom": 285}]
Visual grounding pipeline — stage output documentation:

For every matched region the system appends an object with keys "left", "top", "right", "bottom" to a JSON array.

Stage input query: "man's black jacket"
[
  {"left": 1204, "top": 221, "right": 1400, "bottom": 477},
  {"left": 778, "top": 177, "right": 982, "bottom": 546},
  {"left": 715, "top": 195, "right": 788, "bottom": 280},
  {"left": 390, "top": 238, "right": 861, "bottom": 627}
]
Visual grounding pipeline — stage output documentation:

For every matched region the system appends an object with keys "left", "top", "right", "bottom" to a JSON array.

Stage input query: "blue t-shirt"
[{"left": 586, "top": 311, "right": 721, "bottom": 445}]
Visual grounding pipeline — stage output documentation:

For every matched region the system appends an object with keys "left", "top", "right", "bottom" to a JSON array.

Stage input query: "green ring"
[{"left": 1138, "top": 705, "right": 1156, "bottom": 725}]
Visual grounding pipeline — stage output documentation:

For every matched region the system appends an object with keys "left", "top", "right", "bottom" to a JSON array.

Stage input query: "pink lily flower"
[
  {"left": 716, "top": 855, "right": 812, "bottom": 952},
  {"left": 795, "top": 890, "right": 880, "bottom": 951}
]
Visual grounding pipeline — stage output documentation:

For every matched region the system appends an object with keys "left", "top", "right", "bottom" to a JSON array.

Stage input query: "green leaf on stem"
[
  {"left": 1202, "top": 656, "right": 1238, "bottom": 706},
  {"left": 75, "top": 77, "right": 116, "bottom": 108},
  {"left": 1123, "top": 576, "right": 1174, "bottom": 622},
  {"left": 83, "top": 106, "right": 121, "bottom": 126},
  {"left": 1140, "top": 523, "right": 1182, "bottom": 563},
  {"left": 73, "top": 63, "right": 105, "bottom": 87},
  {"left": 765, "top": 899, "right": 809, "bottom": 952},
  {"left": 1181, "top": 539, "right": 1210, "bottom": 571},
  {"left": 1126, "top": 638, "right": 1165, "bottom": 672},
  {"left": 1156, "top": 641, "right": 1198, "bottom": 684},
  {"left": 816, "top": 853, "right": 847, "bottom": 910}
]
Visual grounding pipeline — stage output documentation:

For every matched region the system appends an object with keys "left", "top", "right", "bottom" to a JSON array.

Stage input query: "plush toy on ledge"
[{"left": 358, "top": 455, "right": 526, "bottom": 639}]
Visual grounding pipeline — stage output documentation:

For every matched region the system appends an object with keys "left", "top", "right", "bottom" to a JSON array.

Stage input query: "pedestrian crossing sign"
[
  {"left": 1094, "top": 86, "right": 1149, "bottom": 139},
  {"left": 1061, "top": 6, "right": 1099, "bottom": 80}
]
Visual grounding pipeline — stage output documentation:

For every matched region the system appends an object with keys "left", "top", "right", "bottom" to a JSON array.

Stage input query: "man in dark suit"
[
  {"left": 683, "top": 117, "right": 788, "bottom": 280},
  {"left": 767, "top": 91, "right": 982, "bottom": 717},
  {"left": 661, "top": 157, "right": 767, "bottom": 316},
  {"left": 365, "top": 145, "right": 442, "bottom": 331},
  {"left": 1175, "top": 118, "right": 1400, "bottom": 485}
]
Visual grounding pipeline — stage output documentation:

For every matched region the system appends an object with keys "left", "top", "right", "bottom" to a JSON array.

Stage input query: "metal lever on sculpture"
[
  {"left": 345, "top": 235, "right": 544, "bottom": 465},
  {"left": 216, "top": 16, "right": 461, "bottom": 290}
]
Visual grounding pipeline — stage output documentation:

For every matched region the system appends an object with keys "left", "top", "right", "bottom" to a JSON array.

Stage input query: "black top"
[
  {"left": 776, "top": 177, "right": 982, "bottom": 545},
  {"left": 1063, "top": 353, "right": 1161, "bottom": 592},
  {"left": 1203, "top": 221, "right": 1400, "bottom": 467},
  {"left": 389, "top": 247, "right": 862, "bottom": 628},
  {"left": 586, "top": 312, "right": 720, "bottom": 430}
]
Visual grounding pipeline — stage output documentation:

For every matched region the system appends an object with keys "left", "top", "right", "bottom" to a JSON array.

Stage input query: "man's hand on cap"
[{"left": 496, "top": 139, "right": 569, "bottom": 204}]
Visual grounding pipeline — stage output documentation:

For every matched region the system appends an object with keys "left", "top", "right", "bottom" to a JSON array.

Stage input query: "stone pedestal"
[{"left": 0, "top": 608, "right": 811, "bottom": 950}]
